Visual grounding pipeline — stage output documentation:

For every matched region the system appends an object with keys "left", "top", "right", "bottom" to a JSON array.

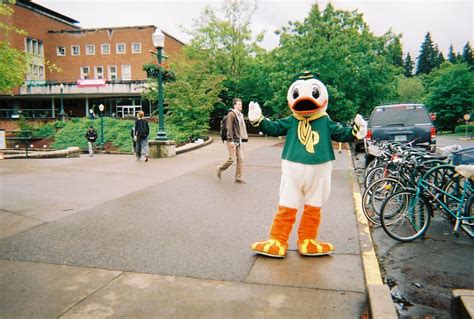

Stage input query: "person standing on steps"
[
  {"left": 134, "top": 111, "right": 150, "bottom": 162},
  {"left": 216, "top": 98, "right": 248, "bottom": 183}
]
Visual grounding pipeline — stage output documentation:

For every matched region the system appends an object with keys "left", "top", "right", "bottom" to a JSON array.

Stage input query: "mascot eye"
[
  {"left": 292, "top": 88, "right": 299, "bottom": 99},
  {"left": 312, "top": 86, "right": 320, "bottom": 99}
]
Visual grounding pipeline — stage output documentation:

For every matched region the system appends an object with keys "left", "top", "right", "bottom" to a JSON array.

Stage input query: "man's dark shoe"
[{"left": 145, "top": 156, "right": 149, "bottom": 162}]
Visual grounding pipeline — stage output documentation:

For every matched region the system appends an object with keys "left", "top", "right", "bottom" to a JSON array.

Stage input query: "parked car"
[{"left": 364, "top": 103, "right": 436, "bottom": 166}]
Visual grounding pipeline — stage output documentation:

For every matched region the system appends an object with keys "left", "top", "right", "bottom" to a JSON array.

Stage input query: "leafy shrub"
[
  {"left": 455, "top": 124, "right": 474, "bottom": 133},
  {"left": 50, "top": 117, "right": 192, "bottom": 152},
  {"left": 32, "top": 123, "right": 55, "bottom": 139}
]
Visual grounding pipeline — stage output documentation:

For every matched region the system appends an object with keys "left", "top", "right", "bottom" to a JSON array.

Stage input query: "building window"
[
  {"left": 71, "top": 45, "right": 80, "bottom": 56},
  {"left": 121, "top": 65, "right": 131, "bottom": 80},
  {"left": 116, "top": 43, "right": 126, "bottom": 54},
  {"left": 108, "top": 65, "right": 117, "bottom": 81},
  {"left": 86, "top": 44, "right": 95, "bottom": 55},
  {"left": 57, "top": 46, "right": 66, "bottom": 56},
  {"left": 26, "top": 38, "right": 33, "bottom": 53},
  {"left": 81, "top": 66, "right": 90, "bottom": 80},
  {"left": 131, "top": 42, "right": 141, "bottom": 54},
  {"left": 101, "top": 43, "right": 110, "bottom": 55},
  {"left": 33, "top": 41, "right": 39, "bottom": 55},
  {"left": 94, "top": 66, "right": 104, "bottom": 79},
  {"left": 25, "top": 38, "right": 44, "bottom": 57}
]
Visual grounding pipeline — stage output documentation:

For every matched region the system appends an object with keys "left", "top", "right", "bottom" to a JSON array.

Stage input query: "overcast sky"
[{"left": 35, "top": 0, "right": 473, "bottom": 60}]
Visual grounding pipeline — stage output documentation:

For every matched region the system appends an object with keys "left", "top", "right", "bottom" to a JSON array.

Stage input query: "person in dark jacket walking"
[
  {"left": 85, "top": 125, "right": 98, "bottom": 157},
  {"left": 134, "top": 111, "right": 150, "bottom": 161},
  {"left": 216, "top": 98, "right": 248, "bottom": 183}
]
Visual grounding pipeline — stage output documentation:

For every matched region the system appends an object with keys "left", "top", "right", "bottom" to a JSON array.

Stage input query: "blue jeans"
[
  {"left": 136, "top": 137, "right": 149, "bottom": 158},
  {"left": 88, "top": 141, "right": 94, "bottom": 156}
]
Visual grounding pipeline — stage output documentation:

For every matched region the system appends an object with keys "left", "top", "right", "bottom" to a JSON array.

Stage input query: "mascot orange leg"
[
  {"left": 251, "top": 205, "right": 297, "bottom": 258},
  {"left": 297, "top": 205, "right": 334, "bottom": 256}
]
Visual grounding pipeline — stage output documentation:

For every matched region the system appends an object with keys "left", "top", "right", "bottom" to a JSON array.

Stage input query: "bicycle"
[{"left": 379, "top": 164, "right": 473, "bottom": 242}]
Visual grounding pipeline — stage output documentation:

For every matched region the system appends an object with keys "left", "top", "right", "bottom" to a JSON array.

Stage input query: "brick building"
[{"left": 0, "top": 0, "right": 184, "bottom": 120}]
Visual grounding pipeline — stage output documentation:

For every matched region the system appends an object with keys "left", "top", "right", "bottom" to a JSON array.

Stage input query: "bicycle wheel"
[
  {"left": 364, "top": 165, "right": 386, "bottom": 189},
  {"left": 465, "top": 193, "right": 473, "bottom": 217},
  {"left": 380, "top": 190, "right": 432, "bottom": 242},
  {"left": 365, "top": 158, "right": 380, "bottom": 176},
  {"left": 362, "top": 177, "right": 406, "bottom": 225},
  {"left": 443, "top": 175, "right": 470, "bottom": 213}
]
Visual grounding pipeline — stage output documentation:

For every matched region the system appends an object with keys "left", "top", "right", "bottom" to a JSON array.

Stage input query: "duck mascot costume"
[{"left": 249, "top": 72, "right": 367, "bottom": 258}]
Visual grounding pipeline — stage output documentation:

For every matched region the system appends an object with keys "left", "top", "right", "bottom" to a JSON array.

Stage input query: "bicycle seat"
[{"left": 455, "top": 165, "right": 474, "bottom": 180}]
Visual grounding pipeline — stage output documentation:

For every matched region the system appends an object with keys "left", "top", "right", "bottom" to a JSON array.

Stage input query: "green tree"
[
  {"left": 162, "top": 54, "right": 225, "bottom": 141},
  {"left": 184, "top": 0, "right": 261, "bottom": 101},
  {"left": 424, "top": 62, "right": 474, "bottom": 132},
  {"left": 416, "top": 32, "right": 438, "bottom": 75},
  {"left": 263, "top": 3, "right": 399, "bottom": 121},
  {"left": 436, "top": 51, "right": 445, "bottom": 66},
  {"left": 396, "top": 76, "right": 425, "bottom": 102},
  {"left": 462, "top": 42, "right": 473, "bottom": 66},
  {"left": 403, "top": 53, "right": 414, "bottom": 77},
  {"left": 0, "top": 0, "right": 29, "bottom": 94},
  {"left": 181, "top": 0, "right": 264, "bottom": 124},
  {"left": 386, "top": 35, "right": 404, "bottom": 68},
  {"left": 447, "top": 44, "right": 457, "bottom": 63}
]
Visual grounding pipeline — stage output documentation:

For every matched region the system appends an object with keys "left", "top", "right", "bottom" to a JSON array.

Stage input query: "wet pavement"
[
  {"left": 351, "top": 135, "right": 474, "bottom": 317},
  {"left": 0, "top": 135, "right": 391, "bottom": 318}
]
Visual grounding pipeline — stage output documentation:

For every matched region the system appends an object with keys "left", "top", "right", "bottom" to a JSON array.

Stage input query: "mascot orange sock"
[
  {"left": 251, "top": 206, "right": 296, "bottom": 257},
  {"left": 297, "top": 205, "right": 334, "bottom": 256}
]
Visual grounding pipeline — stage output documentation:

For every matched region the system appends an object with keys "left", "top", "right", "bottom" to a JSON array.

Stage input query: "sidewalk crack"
[{"left": 57, "top": 271, "right": 125, "bottom": 318}]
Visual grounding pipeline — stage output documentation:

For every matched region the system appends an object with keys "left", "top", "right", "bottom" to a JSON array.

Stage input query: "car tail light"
[
  {"left": 366, "top": 129, "right": 372, "bottom": 140},
  {"left": 430, "top": 127, "right": 436, "bottom": 139}
]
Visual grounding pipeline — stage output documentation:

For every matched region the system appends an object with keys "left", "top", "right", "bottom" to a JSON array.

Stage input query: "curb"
[
  {"left": 347, "top": 149, "right": 398, "bottom": 319},
  {"left": 1, "top": 138, "right": 214, "bottom": 159},
  {"left": 176, "top": 137, "right": 214, "bottom": 155},
  {"left": 3, "top": 146, "right": 81, "bottom": 159}
]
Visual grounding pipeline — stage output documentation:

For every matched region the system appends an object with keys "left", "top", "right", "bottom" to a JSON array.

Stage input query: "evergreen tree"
[
  {"left": 437, "top": 51, "right": 445, "bottom": 66},
  {"left": 462, "top": 42, "right": 473, "bottom": 66},
  {"left": 448, "top": 44, "right": 457, "bottom": 63},
  {"left": 433, "top": 44, "right": 442, "bottom": 68},
  {"left": 416, "top": 32, "right": 437, "bottom": 75},
  {"left": 403, "top": 52, "right": 414, "bottom": 77}
]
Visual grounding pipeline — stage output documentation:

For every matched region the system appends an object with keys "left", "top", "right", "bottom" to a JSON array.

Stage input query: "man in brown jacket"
[{"left": 216, "top": 98, "right": 248, "bottom": 183}]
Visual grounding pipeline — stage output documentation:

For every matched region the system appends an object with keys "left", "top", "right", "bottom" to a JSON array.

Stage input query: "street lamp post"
[
  {"left": 59, "top": 83, "right": 66, "bottom": 121},
  {"left": 152, "top": 28, "right": 168, "bottom": 141},
  {"left": 99, "top": 103, "right": 105, "bottom": 148}
]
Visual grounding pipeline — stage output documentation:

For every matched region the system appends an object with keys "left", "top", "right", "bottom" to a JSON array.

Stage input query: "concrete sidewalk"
[{"left": 0, "top": 135, "right": 395, "bottom": 318}]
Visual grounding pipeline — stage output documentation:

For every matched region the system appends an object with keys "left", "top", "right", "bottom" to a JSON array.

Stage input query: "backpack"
[
  {"left": 136, "top": 120, "right": 149, "bottom": 138},
  {"left": 220, "top": 110, "right": 236, "bottom": 142}
]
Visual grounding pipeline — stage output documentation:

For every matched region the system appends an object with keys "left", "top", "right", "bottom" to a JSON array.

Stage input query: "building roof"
[
  {"left": 17, "top": 0, "right": 79, "bottom": 25},
  {"left": 48, "top": 25, "right": 187, "bottom": 46}
]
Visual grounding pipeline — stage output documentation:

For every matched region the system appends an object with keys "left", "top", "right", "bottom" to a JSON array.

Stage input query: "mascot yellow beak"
[{"left": 287, "top": 78, "right": 329, "bottom": 117}]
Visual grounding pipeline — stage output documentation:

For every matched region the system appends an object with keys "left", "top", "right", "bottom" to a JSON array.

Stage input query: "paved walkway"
[{"left": 0, "top": 135, "right": 394, "bottom": 318}]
